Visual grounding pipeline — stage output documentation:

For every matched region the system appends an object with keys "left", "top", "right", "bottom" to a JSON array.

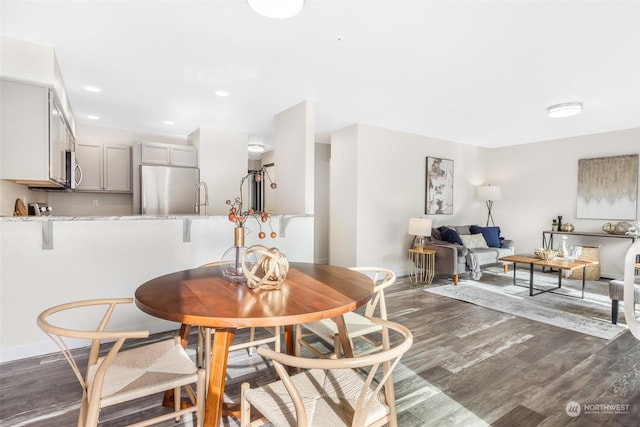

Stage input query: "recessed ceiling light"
[
  {"left": 84, "top": 86, "right": 101, "bottom": 93},
  {"left": 163, "top": 120, "right": 174, "bottom": 125},
  {"left": 547, "top": 102, "right": 583, "bottom": 118},
  {"left": 215, "top": 90, "right": 230, "bottom": 97},
  {"left": 87, "top": 115, "right": 100, "bottom": 120},
  {"left": 247, "top": 0, "right": 304, "bottom": 19}
]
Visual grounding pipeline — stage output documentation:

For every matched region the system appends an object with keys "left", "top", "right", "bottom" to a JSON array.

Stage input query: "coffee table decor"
[
  {"left": 535, "top": 248, "right": 558, "bottom": 260},
  {"left": 243, "top": 245, "right": 290, "bottom": 290}
]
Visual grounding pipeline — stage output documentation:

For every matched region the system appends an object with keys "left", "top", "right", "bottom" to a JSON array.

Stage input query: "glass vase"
[{"left": 220, "top": 226, "right": 258, "bottom": 282}]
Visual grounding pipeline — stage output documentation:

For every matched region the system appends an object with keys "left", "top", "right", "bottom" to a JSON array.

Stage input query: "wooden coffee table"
[{"left": 499, "top": 254, "right": 599, "bottom": 298}]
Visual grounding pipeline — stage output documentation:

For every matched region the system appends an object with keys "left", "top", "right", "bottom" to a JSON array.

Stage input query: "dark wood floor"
[{"left": 2, "top": 274, "right": 640, "bottom": 426}]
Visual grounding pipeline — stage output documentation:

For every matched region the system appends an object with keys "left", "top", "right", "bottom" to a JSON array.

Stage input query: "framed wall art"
[
  {"left": 577, "top": 154, "right": 638, "bottom": 220},
  {"left": 425, "top": 157, "right": 454, "bottom": 214}
]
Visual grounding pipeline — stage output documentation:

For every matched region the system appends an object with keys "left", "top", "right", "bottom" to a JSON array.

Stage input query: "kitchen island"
[{"left": 0, "top": 214, "right": 314, "bottom": 362}]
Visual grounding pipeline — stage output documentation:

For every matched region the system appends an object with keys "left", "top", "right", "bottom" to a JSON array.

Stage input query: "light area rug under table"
[{"left": 426, "top": 268, "right": 627, "bottom": 340}]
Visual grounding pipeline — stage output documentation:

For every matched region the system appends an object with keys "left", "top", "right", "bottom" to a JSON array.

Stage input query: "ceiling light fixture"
[
  {"left": 84, "top": 85, "right": 101, "bottom": 93},
  {"left": 163, "top": 120, "right": 174, "bottom": 125},
  {"left": 215, "top": 90, "right": 230, "bottom": 97},
  {"left": 547, "top": 102, "right": 583, "bottom": 118},
  {"left": 248, "top": 143, "right": 265, "bottom": 153},
  {"left": 247, "top": 0, "right": 304, "bottom": 19},
  {"left": 87, "top": 115, "right": 100, "bottom": 120}
]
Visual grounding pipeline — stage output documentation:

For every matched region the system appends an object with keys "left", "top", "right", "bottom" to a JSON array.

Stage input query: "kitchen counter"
[
  {"left": 0, "top": 213, "right": 312, "bottom": 221},
  {"left": 0, "top": 214, "right": 226, "bottom": 222},
  {"left": 0, "top": 213, "right": 312, "bottom": 249}
]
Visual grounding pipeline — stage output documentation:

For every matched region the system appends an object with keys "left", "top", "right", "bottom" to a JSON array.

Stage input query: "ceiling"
[{"left": 2, "top": 0, "right": 640, "bottom": 154}]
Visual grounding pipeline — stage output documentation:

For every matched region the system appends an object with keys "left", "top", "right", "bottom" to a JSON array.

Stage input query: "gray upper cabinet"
[
  {"left": 75, "top": 143, "right": 132, "bottom": 192},
  {"left": 0, "top": 79, "right": 74, "bottom": 188},
  {"left": 140, "top": 141, "right": 198, "bottom": 167}
]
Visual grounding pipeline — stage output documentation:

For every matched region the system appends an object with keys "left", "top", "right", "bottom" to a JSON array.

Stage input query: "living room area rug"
[{"left": 425, "top": 266, "right": 627, "bottom": 340}]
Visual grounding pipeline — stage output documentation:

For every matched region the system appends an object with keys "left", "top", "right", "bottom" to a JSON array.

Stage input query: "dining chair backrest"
[
  {"left": 348, "top": 267, "right": 396, "bottom": 320},
  {"left": 295, "top": 266, "right": 397, "bottom": 359},
  {"left": 241, "top": 318, "right": 413, "bottom": 427}
]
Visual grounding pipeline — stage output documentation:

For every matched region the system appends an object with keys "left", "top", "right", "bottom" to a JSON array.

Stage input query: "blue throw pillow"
[
  {"left": 438, "top": 226, "right": 463, "bottom": 245},
  {"left": 470, "top": 225, "right": 502, "bottom": 248}
]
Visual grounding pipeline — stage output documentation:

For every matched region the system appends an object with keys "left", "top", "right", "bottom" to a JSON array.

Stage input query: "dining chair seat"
[
  {"left": 87, "top": 338, "right": 200, "bottom": 408},
  {"left": 244, "top": 368, "right": 389, "bottom": 426}
]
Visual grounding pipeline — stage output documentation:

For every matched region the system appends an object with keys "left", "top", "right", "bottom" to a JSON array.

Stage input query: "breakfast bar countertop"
[
  {"left": 0, "top": 214, "right": 228, "bottom": 222},
  {"left": 0, "top": 213, "right": 312, "bottom": 222}
]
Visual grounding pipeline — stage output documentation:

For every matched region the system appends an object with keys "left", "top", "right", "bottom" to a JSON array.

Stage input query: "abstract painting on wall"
[
  {"left": 577, "top": 154, "right": 638, "bottom": 220},
  {"left": 425, "top": 157, "right": 454, "bottom": 214}
]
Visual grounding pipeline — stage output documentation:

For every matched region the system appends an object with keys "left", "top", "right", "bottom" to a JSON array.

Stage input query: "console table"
[
  {"left": 543, "top": 230, "right": 640, "bottom": 276},
  {"left": 542, "top": 230, "right": 637, "bottom": 250}
]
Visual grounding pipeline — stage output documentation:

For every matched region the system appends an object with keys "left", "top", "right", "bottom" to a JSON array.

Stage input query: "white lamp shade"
[
  {"left": 247, "top": 0, "right": 304, "bottom": 19},
  {"left": 408, "top": 218, "right": 432, "bottom": 236},
  {"left": 478, "top": 185, "right": 502, "bottom": 201}
]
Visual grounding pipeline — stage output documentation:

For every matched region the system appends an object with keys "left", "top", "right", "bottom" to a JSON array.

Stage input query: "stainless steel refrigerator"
[{"left": 140, "top": 164, "right": 200, "bottom": 214}]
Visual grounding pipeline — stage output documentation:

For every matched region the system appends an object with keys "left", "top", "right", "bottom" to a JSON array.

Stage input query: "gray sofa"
[{"left": 422, "top": 225, "right": 515, "bottom": 285}]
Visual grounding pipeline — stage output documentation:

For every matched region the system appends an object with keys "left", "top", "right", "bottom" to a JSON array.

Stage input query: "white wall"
[
  {"left": 330, "top": 124, "right": 639, "bottom": 278},
  {"left": 75, "top": 123, "right": 187, "bottom": 146},
  {"left": 329, "top": 125, "right": 359, "bottom": 267},
  {"left": 486, "top": 127, "right": 640, "bottom": 278},
  {"left": 314, "top": 143, "right": 330, "bottom": 264},
  {"left": 330, "top": 124, "right": 486, "bottom": 273},
  {"left": 189, "top": 127, "right": 248, "bottom": 215},
  {"left": 274, "top": 101, "right": 315, "bottom": 215}
]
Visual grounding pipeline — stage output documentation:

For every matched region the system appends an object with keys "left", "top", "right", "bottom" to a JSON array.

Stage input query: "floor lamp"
[{"left": 478, "top": 185, "right": 502, "bottom": 226}]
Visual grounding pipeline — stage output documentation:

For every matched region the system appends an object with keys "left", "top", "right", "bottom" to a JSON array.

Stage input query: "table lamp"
[
  {"left": 408, "top": 218, "right": 432, "bottom": 249},
  {"left": 478, "top": 185, "right": 502, "bottom": 226}
]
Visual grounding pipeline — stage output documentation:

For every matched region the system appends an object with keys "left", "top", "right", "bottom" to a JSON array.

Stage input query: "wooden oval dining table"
[{"left": 135, "top": 262, "right": 374, "bottom": 427}]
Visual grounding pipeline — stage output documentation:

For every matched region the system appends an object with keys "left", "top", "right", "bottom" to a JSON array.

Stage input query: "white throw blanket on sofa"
[{"left": 466, "top": 251, "right": 482, "bottom": 280}]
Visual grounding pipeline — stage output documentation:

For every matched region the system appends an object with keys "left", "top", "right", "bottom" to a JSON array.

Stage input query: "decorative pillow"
[
  {"left": 460, "top": 233, "right": 489, "bottom": 249},
  {"left": 469, "top": 225, "right": 502, "bottom": 248},
  {"left": 438, "top": 226, "right": 463, "bottom": 245},
  {"left": 454, "top": 225, "right": 471, "bottom": 235}
]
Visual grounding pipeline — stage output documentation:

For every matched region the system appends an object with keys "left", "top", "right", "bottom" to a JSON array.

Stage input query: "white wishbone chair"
[
  {"left": 241, "top": 318, "right": 413, "bottom": 427},
  {"left": 37, "top": 298, "right": 205, "bottom": 427}
]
